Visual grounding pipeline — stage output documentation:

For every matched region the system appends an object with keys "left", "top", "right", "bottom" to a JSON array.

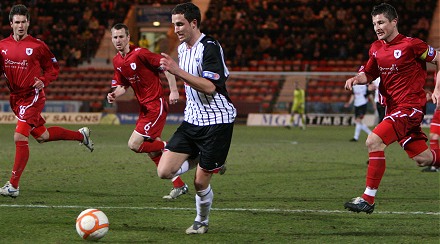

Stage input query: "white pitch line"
[{"left": 0, "top": 204, "right": 438, "bottom": 216}]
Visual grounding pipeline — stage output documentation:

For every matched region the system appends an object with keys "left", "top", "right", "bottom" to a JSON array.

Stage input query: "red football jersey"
[
  {"left": 0, "top": 35, "right": 59, "bottom": 94},
  {"left": 360, "top": 34, "right": 437, "bottom": 110},
  {"left": 112, "top": 45, "right": 164, "bottom": 111}
]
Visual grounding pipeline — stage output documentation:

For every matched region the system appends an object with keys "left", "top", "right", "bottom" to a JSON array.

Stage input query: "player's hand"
[
  {"left": 426, "top": 90, "right": 433, "bottom": 102},
  {"left": 344, "top": 77, "right": 357, "bottom": 91},
  {"left": 432, "top": 90, "right": 440, "bottom": 109},
  {"left": 107, "top": 92, "right": 116, "bottom": 103},
  {"left": 160, "top": 53, "right": 179, "bottom": 75},
  {"left": 169, "top": 90, "right": 179, "bottom": 104},
  {"left": 33, "top": 77, "right": 45, "bottom": 90}
]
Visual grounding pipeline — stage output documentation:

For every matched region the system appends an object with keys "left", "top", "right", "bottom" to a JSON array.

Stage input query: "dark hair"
[
  {"left": 371, "top": 3, "right": 398, "bottom": 22},
  {"left": 171, "top": 2, "right": 201, "bottom": 28},
  {"left": 9, "top": 4, "right": 30, "bottom": 23},
  {"left": 111, "top": 23, "right": 129, "bottom": 35}
]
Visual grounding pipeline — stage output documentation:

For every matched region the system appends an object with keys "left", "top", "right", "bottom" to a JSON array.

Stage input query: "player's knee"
[
  {"left": 127, "top": 141, "right": 140, "bottom": 152},
  {"left": 157, "top": 167, "right": 173, "bottom": 179},
  {"left": 412, "top": 153, "right": 433, "bottom": 167},
  {"left": 365, "top": 134, "right": 385, "bottom": 151},
  {"left": 35, "top": 137, "right": 46, "bottom": 143}
]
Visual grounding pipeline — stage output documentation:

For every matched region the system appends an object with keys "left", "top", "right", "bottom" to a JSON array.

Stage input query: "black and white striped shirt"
[{"left": 178, "top": 33, "right": 236, "bottom": 126}]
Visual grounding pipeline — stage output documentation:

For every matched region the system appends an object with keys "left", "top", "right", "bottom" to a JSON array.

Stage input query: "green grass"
[{"left": 0, "top": 124, "right": 438, "bottom": 243}]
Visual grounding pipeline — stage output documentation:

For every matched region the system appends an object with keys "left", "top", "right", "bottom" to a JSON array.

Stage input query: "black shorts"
[
  {"left": 354, "top": 104, "right": 368, "bottom": 119},
  {"left": 165, "top": 121, "right": 234, "bottom": 171}
]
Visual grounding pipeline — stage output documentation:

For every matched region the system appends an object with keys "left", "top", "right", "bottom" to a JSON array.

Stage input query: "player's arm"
[
  {"left": 160, "top": 53, "right": 216, "bottom": 94},
  {"left": 107, "top": 84, "right": 127, "bottom": 104},
  {"left": 429, "top": 49, "right": 440, "bottom": 108},
  {"left": 161, "top": 71, "right": 179, "bottom": 104},
  {"left": 37, "top": 42, "right": 60, "bottom": 88},
  {"left": 345, "top": 72, "right": 369, "bottom": 91},
  {"left": 108, "top": 67, "right": 130, "bottom": 103}
]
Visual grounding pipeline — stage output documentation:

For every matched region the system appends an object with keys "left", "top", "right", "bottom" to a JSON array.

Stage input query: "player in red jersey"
[
  {"left": 107, "top": 23, "right": 189, "bottom": 199},
  {"left": 343, "top": 3, "right": 440, "bottom": 213},
  {"left": 425, "top": 65, "right": 440, "bottom": 172},
  {"left": 0, "top": 5, "right": 94, "bottom": 198}
]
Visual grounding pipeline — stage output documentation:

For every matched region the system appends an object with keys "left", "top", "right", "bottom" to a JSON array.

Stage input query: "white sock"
[
  {"left": 364, "top": 187, "right": 377, "bottom": 197},
  {"left": 194, "top": 185, "right": 213, "bottom": 224},
  {"left": 354, "top": 122, "right": 361, "bottom": 140},
  {"left": 174, "top": 160, "right": 190, "bottom": 177},
  {"left": 361, "top": 123, "right": 372, "bottom": 134}
]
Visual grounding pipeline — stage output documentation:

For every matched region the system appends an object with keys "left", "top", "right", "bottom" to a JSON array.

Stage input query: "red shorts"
[
  {"left": 430, "top": 110, "right": 440, "bottom": 135},
  {"left": 134, "top": 98, "right": 168, "bottom": 139},
  {"left": 373, "top": 107, "right": 427, "bottom": 157},
  {"left": 10, "top": 89, "right": 46, "bottom": 129}
]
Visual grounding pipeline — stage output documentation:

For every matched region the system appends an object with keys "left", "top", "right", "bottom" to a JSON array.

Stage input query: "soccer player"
[
  {"left": 108, "top": 23, "right": 189, "bottom": 199},
  {"left": 344, "top": 3, "right": 440, "bottom": 214},
  {"left": 424, "top": 68, "right": 440, "bottom": 172},
  {"left": 157, "top": 2, "right": 236, "bottom": 234},
  {"left": 0, "top": 4, "right": 94, "bottom": 198},
  {"left": 287, "top": 81, "right": 306, "bottom": 130},
  {"left": 344, "top": 84, "right": 372, "bottom": 142}
]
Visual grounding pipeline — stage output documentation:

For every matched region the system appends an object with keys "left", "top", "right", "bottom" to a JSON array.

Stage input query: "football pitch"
[{"left": 0, "top": 124, "right": 438, "bottom": 243}]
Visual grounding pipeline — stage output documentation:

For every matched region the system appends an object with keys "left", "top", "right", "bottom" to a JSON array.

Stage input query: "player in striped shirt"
[{"left": 158, "top": 2, "right": 236, "bottom": 234}]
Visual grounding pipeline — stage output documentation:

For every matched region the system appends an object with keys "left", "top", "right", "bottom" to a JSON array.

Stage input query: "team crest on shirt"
[
  {"left": 394, "top": 50, "right": 401, "bottom": 59},
  {"left": 428, "top": 46, "right": 435, "bottom": 57},
  {"left": 130, "top": 63, "right": 136, "bottom": 70},
  {"left": 195, "top": 58, "right": 201, "bottom": 65},
  {"left": 26, "top": 48, "right": 33, "bottom": 56}
]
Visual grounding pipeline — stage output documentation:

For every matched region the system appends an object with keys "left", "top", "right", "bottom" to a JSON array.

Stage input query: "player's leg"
[
  {"left": 410, "top": 140, "right": 440, "bottom": 169},
  {"left": 424, "top": 120, "right": 440, "bottom": 172},
  {"left": 344, "top": 120, "right": 391, "bottom": 213},
  {"left": 127, "top": 131, "right": 165, "bottom": 153},
  {"left": 186, "top": 166, "right": 213, "bottom": 234},
  {"left": 1, "top": 121, "right": 32, "bottom": 198},
  {"left": 186, "top": 123, "right": 233, "bottom": 234},
  {"left": 32, "top": 125, "right": 93, "bottom": 152}
]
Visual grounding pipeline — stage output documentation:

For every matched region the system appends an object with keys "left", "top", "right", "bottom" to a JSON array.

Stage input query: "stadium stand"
[{"left": 0, "top": 0, "right": 438, "bottom": 115}]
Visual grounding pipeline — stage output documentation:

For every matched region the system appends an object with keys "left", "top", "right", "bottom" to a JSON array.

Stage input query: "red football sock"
[
  {"left": 9, "top": 141, "right": 30, "bottom": 188},
  {"left": 362, "top": 151, "right": 386, "bottom": 204},
  {"left": 172, "top": 176, "right": 185, "bottom": 188},
  {"left": 47, "top": 126, "right": 83, "bottom": 141},
  {"left": 430, "top": 149, "right": 440, "bottom": 167},
  {"left": 430, "top": 139, "right": 439, "bottom": 150},
  {"left": 138, "top": 140, "right": 165, "bottom": 153},
  {"left": 150, "top": 154, "right": 161, "bottom": 167}
]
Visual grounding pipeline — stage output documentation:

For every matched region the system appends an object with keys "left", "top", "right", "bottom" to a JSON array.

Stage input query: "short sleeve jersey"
[
  {"left": 0, "top": 35, "right": 59, "bottom": 94},
  {"left": 177, "top": 33, "right": 236, "bottom": 126},
  {"left": 112, "top": 45, "right": 163, "bottom": 111},
  {"left": 360, "top": 34, "right": 437, "bottom": 110}
]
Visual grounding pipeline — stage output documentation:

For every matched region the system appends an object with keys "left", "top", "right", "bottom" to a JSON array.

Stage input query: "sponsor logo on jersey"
[
  {"left": 130, "top": 63, "right": 136, "bottom": 70},
  {"left": 51, "top": 57, "right": 57, "bottom": 63},
  {"left": 195, "top": 58, "right": 201, "bottom": 65},
  {"left": 1, "top": 49, "right": 7, "bottom": 55},
  {"left": 202, "top": 71, "right": 220, "bottom": 80},
  {"left": 111, "top": 79, "right": 117, "bottom": 87},
  {"left": 394, "top": 50, "right": 401, "bottom": 59},
  {"left": 117, "top": 67, "right": 122, "bottom": 72},
  {"left": 26, "top": 48, "right": 33, "bottom": 56}
]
